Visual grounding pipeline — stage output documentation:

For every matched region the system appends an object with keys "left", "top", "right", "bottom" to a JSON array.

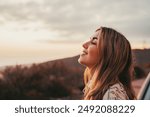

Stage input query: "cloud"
[{"left": 0, "top": 0, "right": 150, "bottom": 45}]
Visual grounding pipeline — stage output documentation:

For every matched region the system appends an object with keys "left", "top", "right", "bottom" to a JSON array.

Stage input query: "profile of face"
[{"left": 78, "top": 30, "right": 100, "bottom": 69}]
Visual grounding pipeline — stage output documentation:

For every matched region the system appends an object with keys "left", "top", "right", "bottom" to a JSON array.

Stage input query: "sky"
[{"left": 0, "top": 0, "right": 150, "bottom": 66}]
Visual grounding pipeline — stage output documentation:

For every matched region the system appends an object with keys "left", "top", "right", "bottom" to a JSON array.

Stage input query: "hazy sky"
[{"left": 0, "top": 0, "right": 150, "bottom": 66}]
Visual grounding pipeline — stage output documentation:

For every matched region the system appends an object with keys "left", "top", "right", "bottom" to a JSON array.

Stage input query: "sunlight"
[{"left": 0, "top": 21, "right": 59, "bottom": 46}]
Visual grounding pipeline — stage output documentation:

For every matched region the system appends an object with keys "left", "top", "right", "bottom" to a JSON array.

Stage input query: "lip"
[{"left": 80, "top": 50, "right": 88, "bottom": 56}]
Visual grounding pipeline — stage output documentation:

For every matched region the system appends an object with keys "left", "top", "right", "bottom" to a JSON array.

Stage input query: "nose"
[{"left": 82, "top": 40, "right": 89, "bottom": 49}]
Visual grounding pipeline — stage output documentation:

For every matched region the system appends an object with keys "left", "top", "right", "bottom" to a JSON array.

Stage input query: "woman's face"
[{"left": 78, "top": 30, "right": 100, "bottom": 69}]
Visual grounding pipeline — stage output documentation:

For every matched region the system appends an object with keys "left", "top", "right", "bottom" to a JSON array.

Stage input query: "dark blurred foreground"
[{"left": 0, "top": 56, "right": 84, "bottom": 100}]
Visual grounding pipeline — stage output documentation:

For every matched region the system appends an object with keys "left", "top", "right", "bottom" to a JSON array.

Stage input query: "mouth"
[{"left": 80, "top": 50, "right": 88, "bottom": 56}]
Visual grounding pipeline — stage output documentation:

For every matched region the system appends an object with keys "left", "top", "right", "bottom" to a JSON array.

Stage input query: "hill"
[
  {"left": 42, "top": 55, "right": 83, "bottom": 68},
  {"left": 133, "top": 49, "right": 150, "bottom": 65},
  {"left": 0, "top": 49, "right": 149, "bottom": 99}
]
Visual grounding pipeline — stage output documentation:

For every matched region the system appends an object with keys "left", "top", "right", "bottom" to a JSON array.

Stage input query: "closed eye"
[
  {"left": 91, "top": 41, "right": 96, "bottom": 45},
  {"left": 91, "top": 37, "right": 97, "bottom": 45}
]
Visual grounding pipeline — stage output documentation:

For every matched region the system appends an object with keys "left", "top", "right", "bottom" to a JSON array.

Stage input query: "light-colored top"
[{"left": 103, "top": 83, "right": 129, "bottom": 100}]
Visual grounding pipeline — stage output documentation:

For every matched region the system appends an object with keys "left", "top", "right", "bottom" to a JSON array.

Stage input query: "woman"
[{"left": 78, "top": 27, "right": 136, "bottom": 100}]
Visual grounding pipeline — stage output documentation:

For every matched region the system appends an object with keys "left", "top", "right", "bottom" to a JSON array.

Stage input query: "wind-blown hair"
[{"left": 83, "top": 27, "right": 136, "bottom": 100}]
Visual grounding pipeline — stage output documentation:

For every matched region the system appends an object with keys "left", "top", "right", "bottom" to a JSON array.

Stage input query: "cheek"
[
  {"left": 78, "top": 47, "right": 99, "bottom": 67},
  {"left": 88, "top": 47, "right": 99, "bottom": 62}
]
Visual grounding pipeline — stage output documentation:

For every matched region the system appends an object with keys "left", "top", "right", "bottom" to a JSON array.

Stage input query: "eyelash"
[{"left": 91, "top": 41, "right": 96, "bottom": 45}]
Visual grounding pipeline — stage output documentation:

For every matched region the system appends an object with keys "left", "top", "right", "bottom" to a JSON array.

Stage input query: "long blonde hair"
[{"left": 83, "top": 27, "right": 136, "bottom": 100}]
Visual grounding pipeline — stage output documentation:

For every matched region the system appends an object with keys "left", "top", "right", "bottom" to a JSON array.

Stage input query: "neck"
[{"left": 88, "top": 67, "right": 96, "bottom": 78}]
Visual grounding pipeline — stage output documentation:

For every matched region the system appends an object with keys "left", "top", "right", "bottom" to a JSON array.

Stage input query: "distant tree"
[{"left": 0, "top": 61, "right": 79, "bottom": 99}]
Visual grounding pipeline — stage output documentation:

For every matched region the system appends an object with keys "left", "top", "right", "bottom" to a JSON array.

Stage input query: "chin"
[
  {"left": 78, "top": 57, "right": 82, "bottom": 64},
  {"left": 78, "top": 57, "right": 86, "bottom": 66}
]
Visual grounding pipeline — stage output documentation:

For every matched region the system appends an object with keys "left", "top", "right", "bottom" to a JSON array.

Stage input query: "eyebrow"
[
  {"left": 90, "top": 37, "right": 98, "bottom": 40},
  {"left": 92, "top": 37, "right": 98, "bottom": 40}
]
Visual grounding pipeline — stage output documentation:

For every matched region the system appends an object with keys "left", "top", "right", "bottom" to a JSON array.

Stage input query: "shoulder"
[{"left": 103, "top": 83, "right": 129, "bottom": 100}]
